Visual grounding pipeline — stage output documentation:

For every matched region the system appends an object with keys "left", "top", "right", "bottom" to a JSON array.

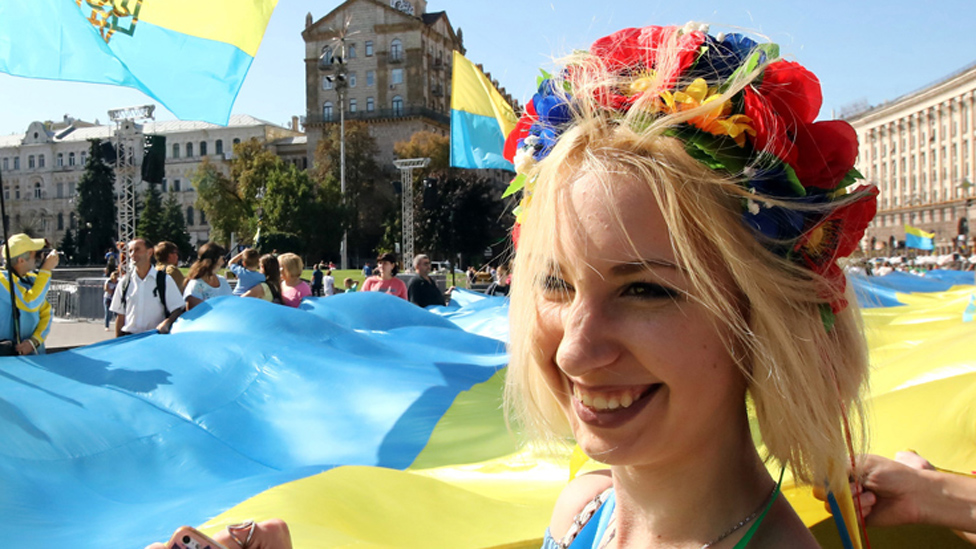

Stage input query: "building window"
[
  {"left": 215, "top": 139, "right": 223, "bottom": 155},
  {"left": 172, "top": 143, "right": 180, "bottom": 158},
  {"left": 392, "top": 68, "right": 403, "bottom": 84},
  {"left": 349, "top": 98, "right": 357, "bottom": 112},
  {"left": 200, "top": 210, "right": 207, "bottom": 225},
  {"left": 2, "top": 158, "right": 7, "bottom": 171},
  {"left": 321, "top": 46, "right": 333, "bottom": 65},
  {"left": 390, "top": 39, "right": 402, "bottom": 62},
  {"left": 14, "top": 186, "right": 19, "bottom": 200},
  {"left": 162, "top": 178, "right": 167, "bottom": 192},
  {"left": 366, "top": 70, "right": 375, "bottom": 87},
  {"left": 33, "top": 182, "right": 41, "bottom": 199},
  {"left": 365, "top": 41, "right": 373, "bottom": 56},
  {"left": 173, "top": 179, "right": 181, "bottom": 192},
  {"left": 80, "top": 151, "right": 86, "bottom": 165},
  {"left": 367, "top": 97, "right": 375, "bottom": 112},
  {"left": 348, "top": 44, "right": 356, "bottom": 58},
  {"left": 233, "top": 138, "right": 241, "bottom": 145},
  {"left": 322, "top": 76, "right": 333, "bottom": 90},
  {"left": 323, "top": 101, "right": 334, "bottom": 121},
  {"left": 70, "top": 212, "right": 76, "bottom": 230},
  {"left": 38, "top": 154, "right": 45, "bottom": 168},
  {"left": 56, "top": 182, "right": 63, "bottom": 198},
  {"left": 348, "top": 72, "right": 357, "bottom": 87},
  {"left": 186, "top": 206, "right": 194, "bottom": 226},
  {"left": 57, "top": 213, "right": 63, "bottom": 230},
  {"left": 186, "top": 143, "right": 193, "bottom": 157},
  {"left": 69, "top": 182, "right": 76, "bottom": 196},
  {"left": 200, "top": 141, "right": 207, "bottom": 156},
  {"left": 28, "top": 156, "right": 35, "bottom": 169},
  {"left": 392, "top": 95, "right": 403, "bottom": 116},
  {"left": 68, "top": 153, "right": 75, "bottom": 167}
]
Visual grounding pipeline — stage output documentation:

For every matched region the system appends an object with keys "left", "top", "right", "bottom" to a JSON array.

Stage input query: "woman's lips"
[{"left": 570, "top": 382, "right": 662, "bottom": 428}]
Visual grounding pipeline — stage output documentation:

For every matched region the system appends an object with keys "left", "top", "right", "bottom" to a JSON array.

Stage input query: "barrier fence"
[{"left": 47, "top": 278, "right": 106, "bottom": 320}]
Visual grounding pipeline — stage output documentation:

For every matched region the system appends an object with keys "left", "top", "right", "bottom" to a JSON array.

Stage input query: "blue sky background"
[{"left": 2, "top": 0, "right": 975, "bottom": 135}]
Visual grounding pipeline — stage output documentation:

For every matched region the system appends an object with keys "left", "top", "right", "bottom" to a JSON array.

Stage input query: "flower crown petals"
[
  {"left": 792, "top": 121, "right": 859, "bottom": 191},
  {"left": 758, "top": 60, "right": 823, "bottom": 130}
]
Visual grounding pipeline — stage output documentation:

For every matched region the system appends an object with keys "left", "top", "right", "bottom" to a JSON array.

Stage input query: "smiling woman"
[{"left": 503, "top": 22, "right": 878, "bottom": 549}]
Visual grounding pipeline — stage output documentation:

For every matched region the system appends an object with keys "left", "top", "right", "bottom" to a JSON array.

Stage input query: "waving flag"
[
  {"left": 0, "top": 0, "right": 277, "bottom": 125},
  {"left": 450, "top": 51, "right": 518, "bottom": 170},
  {"left": 905, "top": 224, "right": 935, "bottom": 250}
]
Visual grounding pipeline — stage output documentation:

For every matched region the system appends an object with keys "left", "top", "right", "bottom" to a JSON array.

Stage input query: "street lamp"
[{"left": 319, "top": 30, "right": 349, "bottom": 270}]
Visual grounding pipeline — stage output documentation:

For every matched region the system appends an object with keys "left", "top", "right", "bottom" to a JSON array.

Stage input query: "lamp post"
[{"left": 320, "top": 35, "right": 349, "bottom": 269}]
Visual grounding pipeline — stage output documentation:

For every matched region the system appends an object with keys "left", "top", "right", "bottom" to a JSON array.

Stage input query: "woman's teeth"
[{"left": 573, "top": 385, "right": 647, "bottom": 411}]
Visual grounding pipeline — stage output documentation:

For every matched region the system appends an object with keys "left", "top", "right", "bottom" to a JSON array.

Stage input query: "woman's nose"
[{"left": 554, "top": 298, "right": 620, "bottom": 376}]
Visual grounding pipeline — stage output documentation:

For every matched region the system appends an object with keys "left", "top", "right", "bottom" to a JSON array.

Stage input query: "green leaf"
[
  {"left": 781, "top": 164, "right": 807, "bottom": 197},
  {"left": 502, "top": 174, "right": 527, "bottom": 198},
  {"left": 835, "top": 167, "right": 865, "bottom": 191},
  {"left": 819, "top": 303, "right": 836, "bottom": 333},
  {"left": 720, "top": 43, "right": 780, "bottom": 93}
]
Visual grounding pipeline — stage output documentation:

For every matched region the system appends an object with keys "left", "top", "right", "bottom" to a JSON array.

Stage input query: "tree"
[
  {"left": 161, "top": 192, "right": 193, "bottom": 258},
  {"left": 76, "top": 139, "right": 117, "bottom": 264},
  {"left": 136, "top": 181, "right": 165, "bottom": 244},
  {"left": 193, "top": 157, "right": 249, "bottom": 244},
  {"left": 58, "top": 228, "right": 77, "bottom": 265}
]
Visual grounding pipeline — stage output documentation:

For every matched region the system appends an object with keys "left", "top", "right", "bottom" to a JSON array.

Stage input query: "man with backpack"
[{"left": 110, "top": 238, "right": 185, "bottom": 337}]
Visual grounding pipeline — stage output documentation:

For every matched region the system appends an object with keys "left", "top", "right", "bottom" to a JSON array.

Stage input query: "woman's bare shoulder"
[
  {"left": 549, "top": 470, "right": 613, "bottom": 540},
  {"left": 749, "top": 496, "right": 819, "bottom": 549}
]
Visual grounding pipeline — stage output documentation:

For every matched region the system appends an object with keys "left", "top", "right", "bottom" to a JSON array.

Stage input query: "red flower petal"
[
  {"left": 758, "top": 60, "right": 822, "bottom": 132},
  {"left": 792, "top": 121, "right": 859, "bottom": 190},
  {"left": 511, "top": 222, "right": 521, "bottom": 250},
  {"left": 795, "top": 185, "right": 879, "bottom": 275},
  {"left": 743, "top": 87, "right": 797, "bottom": 165},
  {"left": 504, "top": 100, "right": 538, "bottom": 162}
]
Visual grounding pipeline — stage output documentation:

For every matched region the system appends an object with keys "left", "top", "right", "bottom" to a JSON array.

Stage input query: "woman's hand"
[
  {"left": 145, "top": 519, "right": 292, "bottom": 549},
  {"left": 850, "top": 452, "right": 935, "bottom": 527}
]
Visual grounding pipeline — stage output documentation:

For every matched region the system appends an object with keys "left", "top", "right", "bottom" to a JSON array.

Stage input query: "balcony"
[{"left": 306, "top": 106, "right": 449, "bottom": 127}]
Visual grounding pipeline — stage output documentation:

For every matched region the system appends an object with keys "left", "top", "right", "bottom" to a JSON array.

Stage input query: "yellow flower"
[{"left": 628, "top": 70, "right": 659, "bottom": 95}]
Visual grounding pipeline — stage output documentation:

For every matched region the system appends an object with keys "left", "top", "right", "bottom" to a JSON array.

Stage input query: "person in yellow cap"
[{"left": 0, "top": 233, "right": 59, "bottom": 355}]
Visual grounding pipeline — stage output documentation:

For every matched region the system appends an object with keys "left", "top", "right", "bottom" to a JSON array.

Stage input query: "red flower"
[
  {"left": 791, "top": 121, "right": 859, "bottom": 191},
  {"left": 793, "top": 186, "right": 879, "bottom": 313},
  {"left": 504, "top": 100, "right": 538, "bottom": 162},
  {"left": 589, "top": 25, "right": 705, "bottom": 86},
  {"left": 758, "top": 60, "right": 822, "bottom": 132},
  {"left": 743, "top": 87, "right": 797, "bottom": 165},
  {"left": 511, "top": 222, "right": 521, "bottom": 250}
]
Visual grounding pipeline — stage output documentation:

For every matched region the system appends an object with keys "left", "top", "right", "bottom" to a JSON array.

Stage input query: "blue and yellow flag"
[
  {"left": 450, "top": 51, "right": 517, "bottom": 171},
  {"left": 905, "top": 224, "right": 935, "bottom": 250},
  {"left": 0, "top": 0, "right": 277, "bottom": 125}
]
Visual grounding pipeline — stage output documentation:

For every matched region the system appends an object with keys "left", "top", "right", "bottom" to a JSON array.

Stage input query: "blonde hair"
[
  {"left": 277, "top": 253, "right": 303, "bottom": 278},
  {"left": 504, "top": 32, "right": 868, "bottom": 494}
]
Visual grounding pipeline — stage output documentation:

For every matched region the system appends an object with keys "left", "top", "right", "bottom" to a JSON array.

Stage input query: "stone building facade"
[
  {"left": 302, "top": 0, "right": 516, "bottom": 174},
  {"left": 848, "top": 63, "right": 976, "bottom": 254},
  {"left": 0, "top": 114, "right": 302, "bottom": 248}
]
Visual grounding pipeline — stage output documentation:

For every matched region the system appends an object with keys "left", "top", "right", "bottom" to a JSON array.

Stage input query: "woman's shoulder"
[
  {"left": 548, "top": 470, "right": 613, "bottom": 541},
  {"left": 747, "top": 494, "right": 819, "bottom": 549}
]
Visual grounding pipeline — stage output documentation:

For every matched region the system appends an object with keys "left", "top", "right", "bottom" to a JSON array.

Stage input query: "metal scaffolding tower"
[
  {"left": 392, "top": 157, "right": 430, "bottom": 266},
  {"left": 108, "top": 105, "right": 154, "bottom": 244}
]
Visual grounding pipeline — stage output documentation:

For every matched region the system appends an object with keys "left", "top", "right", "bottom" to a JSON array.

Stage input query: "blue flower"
[
  {"left": 526, "top": 78, "right": 574, "bottom": 161},
  {"left": 690, "top": 33, "right": 760, "bottom": 82}
]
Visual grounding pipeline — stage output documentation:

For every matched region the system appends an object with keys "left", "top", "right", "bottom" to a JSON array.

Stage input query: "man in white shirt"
[{"left": 110, "top": 238, "right": 184, "bottom": 336}]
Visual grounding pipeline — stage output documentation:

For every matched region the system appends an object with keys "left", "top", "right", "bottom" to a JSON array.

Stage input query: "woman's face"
[
  {"left": 378, "top": 260, "right": 393, "bottom": 276},
  {"left": 534, "top": 172, "right": 747, "bottom": 467}
]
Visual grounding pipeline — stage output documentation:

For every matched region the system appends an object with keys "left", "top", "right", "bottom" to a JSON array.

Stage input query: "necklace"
[{"left": 596, "top": 483, "right": 778, "bottom": 549}]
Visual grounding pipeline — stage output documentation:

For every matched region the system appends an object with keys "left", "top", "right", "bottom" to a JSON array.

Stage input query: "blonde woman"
[
  {"left": 277, "top": 252, "right": 310, "bottom": 308},
  {"left": 501, "top": 23, "right": 876, "bottom": 549}
]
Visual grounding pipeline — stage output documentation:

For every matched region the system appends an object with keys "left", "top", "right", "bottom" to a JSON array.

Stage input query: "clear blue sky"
[{"left": 2, "top": 0, "right": 975, "bottom": 136}]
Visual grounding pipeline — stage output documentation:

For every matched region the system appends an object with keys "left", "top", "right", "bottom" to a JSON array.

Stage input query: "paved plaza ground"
[{"left": 47, "top": 317, "right": 115, "bottom": 351}]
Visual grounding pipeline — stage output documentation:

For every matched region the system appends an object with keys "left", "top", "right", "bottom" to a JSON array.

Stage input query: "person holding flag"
[{"left": 0, "top": 234, "right": 59, "bottom": 355}]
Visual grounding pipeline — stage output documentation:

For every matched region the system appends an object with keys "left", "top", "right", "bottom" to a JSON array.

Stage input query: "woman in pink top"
[
  {"left": 360, "top": 252, "right": 407, "bottom": 299},
  {"left": 277, "top": 253, "right": 311, "bottom": 307}
]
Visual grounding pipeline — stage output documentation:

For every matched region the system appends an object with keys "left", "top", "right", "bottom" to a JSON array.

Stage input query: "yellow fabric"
[
  {"left": 0, "top": 269, "right": 52, "bottom": 312},
  {"left": 904, "top": 224, "right": 935, "bottom": 239},
  {"left": 138, "top": 0, "right": 277, "bottom": 57},
  {"left": 451, "top": 51, "right": 518, "bottom": 136}
]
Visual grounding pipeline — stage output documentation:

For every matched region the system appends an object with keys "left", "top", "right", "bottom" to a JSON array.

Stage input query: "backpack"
[{"left": 120, "top": 269, "right": 171, "bottom": 317}]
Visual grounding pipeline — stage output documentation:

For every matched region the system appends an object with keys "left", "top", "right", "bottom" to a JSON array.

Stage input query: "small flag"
[
  {"left": 450, "top": 51, "right": 517, "bottom": 170},
  {"left": 0, "top": 0, "right": 278, "bottom": 125},
  {"left": 905, "top": 225, "right": 935, "bottom": 250}
]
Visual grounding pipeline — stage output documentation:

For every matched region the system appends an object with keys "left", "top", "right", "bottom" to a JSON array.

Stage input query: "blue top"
[
  {"left": 541, "top": 491, "right": 615, "bottom": 549},
  {"left": 229, "top": 263, "right": 266, "bottom": 296}
]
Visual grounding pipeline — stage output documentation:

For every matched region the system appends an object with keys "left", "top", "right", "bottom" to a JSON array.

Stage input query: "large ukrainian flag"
[
  {"left": 450, "top": 51, "right": 517, "bottom": 171},
  {"left": 0, "top": 0, "right": 277, "bottom": 125},
  {"left": 905, "top": 224, "right": 935, "bottom": 250}
]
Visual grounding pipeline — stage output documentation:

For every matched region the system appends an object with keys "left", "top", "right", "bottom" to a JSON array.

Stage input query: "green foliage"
[
  {"left": 256, "top": 231, "right": 303, "bottom": 256},
  {"left": 58, "top": 228, "right": 77, "bottom": 265},
  {"left": 136, "top": 182, "right": 165, "bottom": 244},
  {"left": 193, "top": 157, "right": 249, "bottom": 244},
  {"left": 76, "top": 139, "right": 117, "bottom": 264},
  {"left": 161, "top": 192, "right": 193, "bottom": 258}
]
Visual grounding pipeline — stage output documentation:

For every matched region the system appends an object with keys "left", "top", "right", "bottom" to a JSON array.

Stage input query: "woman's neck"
[
  {"left": 380, "top": 272, "right": 393, "bottom": 280},
  {"left": 608, "top": 425, "right": 775, "bottom": 548}
]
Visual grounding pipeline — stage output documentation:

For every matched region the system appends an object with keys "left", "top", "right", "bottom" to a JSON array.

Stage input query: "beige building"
[
  {"left": 0, "top": 114, "right": 302, "bottom": 248},
  {"left": 302, "top": 0, "right": 516, "bottom": 173},
  {"left": 847, "top": 63, "right": 976, "bottom": 254}
]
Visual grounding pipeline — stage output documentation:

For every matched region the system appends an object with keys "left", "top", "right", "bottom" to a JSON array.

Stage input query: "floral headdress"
[{"left": 503, "top": 23, "right": 878, "bottom": 322}]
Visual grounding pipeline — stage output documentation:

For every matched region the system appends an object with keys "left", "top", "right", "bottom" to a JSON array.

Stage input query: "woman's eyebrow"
[{"left": 609, "top": 259, "right": 683, "bottom": 276}]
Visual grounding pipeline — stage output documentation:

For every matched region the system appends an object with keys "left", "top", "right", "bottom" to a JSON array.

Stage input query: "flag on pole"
[
  {"left": 450, "top": 51, "right": 517, "bottom": 171},
  {"left": 905, "top": 225, "right": 935, "bottom": 250},
  {"left": 0, "top": 0, "right": 278, "bottom": 125}
]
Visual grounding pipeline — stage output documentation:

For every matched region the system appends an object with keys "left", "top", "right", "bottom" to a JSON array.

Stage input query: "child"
[
  {"left": 227, "top": 248, "right": 265, "bottom": 296},
  {"left": 277, "top": 253, "right": 310, "bottom": 308},
  {"left": 343, "top": 277, "right": 357, "bottom": 292}
]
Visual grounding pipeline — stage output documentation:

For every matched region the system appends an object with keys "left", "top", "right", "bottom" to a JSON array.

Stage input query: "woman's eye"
[
  {"left": 624, "top": 282, "right": 678, "bottom": 299},
  {"left": 541, "top": 275, "right": 573, "bottom": 293}
]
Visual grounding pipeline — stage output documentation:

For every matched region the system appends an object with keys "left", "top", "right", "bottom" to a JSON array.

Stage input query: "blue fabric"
[
  {"left": 905, "top": 233, "right": 934, "bottom": 250},
  {"left": 923, "top": 270, "right": 976, "bottom": 286},
  {"left": 0, "top": 0, "right": 254, "bottom": 125},
  {"left": 0, "top": 293, "right": 507, "bottom": 548},
  {"left": 450, "top": 110, "right": 516, "bottom": 171},
  {"left": 539, "top": 491, "right": 615, "bottom": 549}
]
